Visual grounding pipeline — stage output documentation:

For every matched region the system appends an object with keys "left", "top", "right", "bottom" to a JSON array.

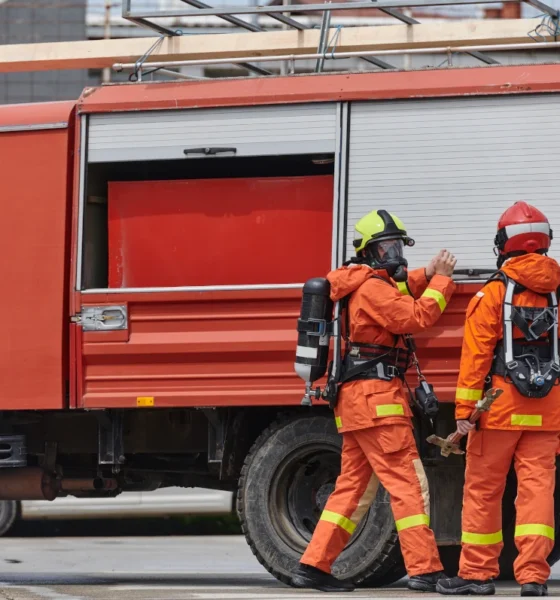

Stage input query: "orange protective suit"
[
  {"left": 455, "top": 253, "right": 560, "bottom": 584},
  {"left": 300, "top": 265, "right": 456, "bottom": 576}
]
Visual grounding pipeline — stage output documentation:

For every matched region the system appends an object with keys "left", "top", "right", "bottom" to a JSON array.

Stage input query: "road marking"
[
  {"left": 107, "top": 589, "right": 380, "bottom": 599},
  {"left": 108, "top": 586, "right": 256, "bottom": 591},
  {"left": 0, "top": 584, "right": 83, "bottom": 600},
  {"left": 109, "top": 571, "right": 270, "bottom": 576}
]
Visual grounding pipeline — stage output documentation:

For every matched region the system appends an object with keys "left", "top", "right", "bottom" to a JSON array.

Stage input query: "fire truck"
[{"left": 1, "top": 63, "right": 560, "bottom": 586}]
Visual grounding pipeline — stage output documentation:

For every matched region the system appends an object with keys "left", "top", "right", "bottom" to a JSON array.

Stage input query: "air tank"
[{"left": 295, "top": 277, "right": 333, "bottom": 393}]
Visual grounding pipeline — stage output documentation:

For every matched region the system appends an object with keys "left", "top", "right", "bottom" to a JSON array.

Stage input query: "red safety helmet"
[{"left": 494, "top": 202, "right": 553, "bottom": 267}]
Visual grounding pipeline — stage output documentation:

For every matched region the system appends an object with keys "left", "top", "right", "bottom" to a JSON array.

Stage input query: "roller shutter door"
[
  {"left": 88, "top": 102, "right": 338, "bottom": 163},
  {"left": 347, "top": 94, "right": 560, "bottom": 270}
]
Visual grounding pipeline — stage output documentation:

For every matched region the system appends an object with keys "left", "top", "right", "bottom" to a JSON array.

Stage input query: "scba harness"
[
  {"left": 320, "top": 284, "right": 413, "bottom": 408},
  {"left": 488, "top": 271, "right": 560, "bottom": 399},
  {"left": 337, "top": 276, "right": 413, "bottom": 384},
  {"left": 297, "top": 274, "right": 439, "bottom": 418}
]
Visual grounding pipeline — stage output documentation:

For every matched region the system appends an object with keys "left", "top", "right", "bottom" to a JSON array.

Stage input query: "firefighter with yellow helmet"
[{"left": 292, "top": 209, "right": 457, "bottom": 592}]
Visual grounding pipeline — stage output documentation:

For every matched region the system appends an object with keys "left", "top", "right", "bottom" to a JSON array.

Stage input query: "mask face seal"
[{"left": 364, "top": 238, "right": 409, "bottom": 281}]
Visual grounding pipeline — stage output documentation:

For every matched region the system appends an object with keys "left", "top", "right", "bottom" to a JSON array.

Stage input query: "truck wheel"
[
  {"left": 237, "top": 415, "right": 405, "bottom": 587},
  {"left": 0, "top": 501, "right": 19, "bottom": 536}
]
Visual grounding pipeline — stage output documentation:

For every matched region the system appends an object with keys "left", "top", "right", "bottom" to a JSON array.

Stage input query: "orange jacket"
[
  {"left": 455, "top": 253, "right": 560, "bottom": 431},
  {"left": 328, "top": 265, "right": 456, "bottom": 433}
]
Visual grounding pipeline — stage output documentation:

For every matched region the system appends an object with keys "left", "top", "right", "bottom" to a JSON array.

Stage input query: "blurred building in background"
[
  {"left": 0, "top": 0, "right": 88, "bottom": 103},
  {"left": 0, "top": 0, "right": 559, "bottom": 104}
]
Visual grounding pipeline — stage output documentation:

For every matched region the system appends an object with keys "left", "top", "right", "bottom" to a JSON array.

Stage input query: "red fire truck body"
[{"left": 1, "top": 64, "right": 560, "bottom": 584}]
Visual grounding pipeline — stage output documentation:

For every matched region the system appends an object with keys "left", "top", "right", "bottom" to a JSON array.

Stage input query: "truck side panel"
[
  {"left": 0, "top": 102, "right": 73, "bottom": 410},
  {"left": 75, "top": 284, "right": 476, "bottom": 408}
]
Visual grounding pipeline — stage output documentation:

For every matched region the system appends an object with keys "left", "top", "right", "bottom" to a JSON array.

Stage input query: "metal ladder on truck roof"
[{"left": 116, "top": 0, "right": 560, "bottom": 80}]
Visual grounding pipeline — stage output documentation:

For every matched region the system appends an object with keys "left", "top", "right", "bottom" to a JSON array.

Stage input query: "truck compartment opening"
[{"left": 82, "top": 154, "right": 336, "bottom": 290}]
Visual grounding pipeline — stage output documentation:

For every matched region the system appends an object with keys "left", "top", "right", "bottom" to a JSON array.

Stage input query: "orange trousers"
[
  {"left": 301, "top": 423, "right": 443, "bottom": 576},
  {"left": 459, "top": 429, "right": 559, "bottom": 584}
]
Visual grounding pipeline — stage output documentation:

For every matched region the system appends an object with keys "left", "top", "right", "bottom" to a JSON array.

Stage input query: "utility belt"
[{"left": 340, "top": 343, "right": 410, "bottom": 383}]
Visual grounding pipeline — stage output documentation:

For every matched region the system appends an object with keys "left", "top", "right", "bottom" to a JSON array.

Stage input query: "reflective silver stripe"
[
  {"left": 551, "top": 292, "right": 559, "bottom": 366},
  {"left": 296, "top": 345, "right": 318, "bottom": 359},
  {"left": 331, "top": 301, "right": 343, "bottom": 382},
  {"left": 504, "top": 279, "right": 516, "bottom": 365},
  {"left": 0, "top": 122, "right": 68, "bottom": 133},
  {"left": 83, "top": 283, "right": 304, "bottom": 293},
  {"left": 505, "top": 222, "right": 550, "bottom": 238}
]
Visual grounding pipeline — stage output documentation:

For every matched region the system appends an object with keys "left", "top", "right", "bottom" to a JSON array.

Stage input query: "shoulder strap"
[
  {"left": 485, "top": 270, "right": 508, "bottom": 288},
  {"left": 340, "top": 295, "right": 350, "bottom": 348},
  {"left": 502, "top": 274, "right": 560, "bottom": 365},
  {"left": 547, "top": 288, "right": 559, "bottom": 366},
  {"left": 548, "top": 292, "right": 560, "bottom": 365},
  {"left": 502, "top": 277, "right": 517, "bottom": 365},
  {"left": 341, "top": 274, "right": 393, "bottom": 344},
  {"left": 337, "top": 274, "right": 400, "bottom": 384},
  {"left": 486, "top": 270, "right": 526, "bottom": 294}
]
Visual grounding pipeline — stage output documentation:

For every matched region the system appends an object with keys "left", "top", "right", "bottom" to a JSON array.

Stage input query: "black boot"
[
  {"left": 408, "top": 571, "right": 446, "bottom": 592},
  {"left": 436, "top": 575, "right": 495, "bottom": 595},
  {"left": 291, "top": 564, "right": 355, "bottom": 592},
  {"left": 521, "top": 583, "right": 548, "bottom": 597}
]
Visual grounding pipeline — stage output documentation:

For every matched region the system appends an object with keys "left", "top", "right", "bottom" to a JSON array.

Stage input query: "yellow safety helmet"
[{"left": 353, "top": 209, "right": 415, "bottom": 255}]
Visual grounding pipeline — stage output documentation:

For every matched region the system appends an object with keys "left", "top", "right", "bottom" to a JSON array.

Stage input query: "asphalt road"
[{"left": 0, "top": 535, "right": 557, "bottom": 599}]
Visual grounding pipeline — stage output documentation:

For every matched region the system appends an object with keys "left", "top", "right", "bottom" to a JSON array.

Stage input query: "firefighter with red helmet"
[
  {"left": 437, "top": 202, "right": 560, "bottom": 597},
  {"left": 291, "top": 209, "right": 457, "bottom": 593}
]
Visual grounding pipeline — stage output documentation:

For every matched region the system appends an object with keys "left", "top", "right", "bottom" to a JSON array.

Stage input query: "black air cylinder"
[{"left": 294, "top": 277, "right": 333, "bottom": 385}]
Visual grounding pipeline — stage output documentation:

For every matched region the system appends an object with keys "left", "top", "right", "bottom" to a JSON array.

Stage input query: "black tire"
[
  {"left": 0, "top": 501, "right": 19, "bottom": 537},
  {"left": 237, "top": 414, "right": 406, "bottom": 587},
  {"left": 439, "top": 545, "right": 461, "bottom": 577}
]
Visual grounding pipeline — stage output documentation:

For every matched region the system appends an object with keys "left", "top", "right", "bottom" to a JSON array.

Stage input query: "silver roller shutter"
[
  {"left": 347, "top": 94, "right": 560, "bottom": 271},
  {"left": 88, "top": 102, "right": 338, "bottom": 163}
]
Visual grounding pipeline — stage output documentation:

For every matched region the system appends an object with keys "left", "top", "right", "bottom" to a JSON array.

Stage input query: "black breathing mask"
[{"left": 365, "top": 238, "right": 409, "bottom": 282}]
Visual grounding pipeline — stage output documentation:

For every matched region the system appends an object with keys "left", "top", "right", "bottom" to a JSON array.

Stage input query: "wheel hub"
[
  {"left": 269, "top": 442, "right": 368, "bottom": 554},
  {"left": 315, "top": 482, "right": 335, "bottom": 511}
]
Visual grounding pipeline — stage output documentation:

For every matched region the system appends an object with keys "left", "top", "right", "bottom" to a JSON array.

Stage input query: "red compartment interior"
[{"left": 108, "top": 175, "right": 334, "bottom": 288}]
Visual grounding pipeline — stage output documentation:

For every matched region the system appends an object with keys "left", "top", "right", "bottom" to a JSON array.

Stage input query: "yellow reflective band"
[
  {"left": 511, "top": 414, "right": 542, "bottom": 427},
  {"left": 395, "top": 513, "right": 430, "bottom": 532},
  {"left": 376, "top": 404, "right": 405, "bottom": 417},
  {"left": 462, "top": 530, "right": 503, "bottom": 545},
  {"left": 456, "top": 388, "right": 484, "bottom": 402},
  {"left": 515, "top": 524, "right": 554, "bottom": 540},
  {"left": 397, "top": 281, "right": 411, "bottom": 296},
  {"left": 422, "top": 288, "right": 447, "bottom": 312},
  {"left": 320, "top": 510, "right": 356, "bottom": 535},
  {"left": 335, "top": 416, "right": 342, "bottom": 429}
]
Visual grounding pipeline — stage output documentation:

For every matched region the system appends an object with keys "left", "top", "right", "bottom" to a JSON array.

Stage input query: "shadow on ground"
[
  {"left": 8, "top": 514, "right": 242, "bottom": 538},
  {"left": 0, "top": 574, "right": 278, "bottom": 587}
]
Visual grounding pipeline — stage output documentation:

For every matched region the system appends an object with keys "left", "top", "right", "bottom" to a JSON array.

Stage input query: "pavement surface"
[{"left": 0, "top": 535, "right": 557, "bottom": 599}]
